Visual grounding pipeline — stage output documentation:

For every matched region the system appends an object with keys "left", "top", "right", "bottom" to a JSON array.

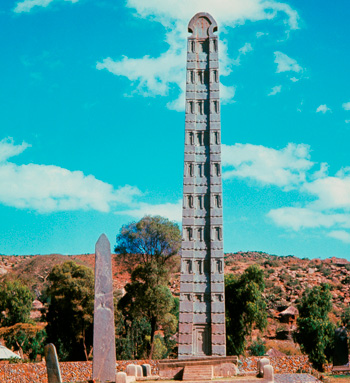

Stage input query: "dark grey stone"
[
  {"left": 333, "top": 327, "right": 349, "bottom": 366},
  {"left": 92, "top": 234, "right": 116, "bottom": 382},
  {"left": 44, "top": 344, "right": 62, "bottom": 383}
]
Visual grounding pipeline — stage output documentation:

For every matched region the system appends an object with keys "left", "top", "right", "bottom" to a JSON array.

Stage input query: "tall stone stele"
[
  {"left": 93, "top": 234, "right": 116, "bottom": 382},
  {"left": 178, "top": 12, "right": 226, "bottom": 359}
]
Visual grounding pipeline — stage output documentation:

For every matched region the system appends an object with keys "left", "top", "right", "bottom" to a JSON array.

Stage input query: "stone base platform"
[{"left": 158, "top": 357, "right": 238, "bottom": 380}]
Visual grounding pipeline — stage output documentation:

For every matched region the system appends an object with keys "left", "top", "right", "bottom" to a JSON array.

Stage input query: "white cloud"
[
  {"left": 267, "top": 207, "right": 350, "bottom": 231},
  {"left": 268, "top": 85, "right": 282, "bottom": 96},
  {"left": 117, "top": 200, "right": 182, "bottom": 222},
  {"left": 222, "top": 143, "right": 313, "bottom": 190},
  {"left": 98, "top": 0, "right": 299, "bottom": 110},
  {"left": 274, "top": 51, "right": 303, "bottom": 73},
  {"left": 0, "top": 137, "right": 30, "bottom": 162},
  {"left": 256, "top": 32, "right": 269, "bottom": 38},
  {"left": 268, "top": 208, "right": 350, "bottom": 231},
  {"left": 328, "top": 230, "right": 350, "bottom": 243},
  {"left": 220, "top": 139, "right": 350, "bottom": 243},
  {"left": 239, "top": 43, "right": 253, "bottom": 55},
  {"left": 0, "top": 137, "right": 182, "bottom": 222},
  {"left": 316, "top": 104, "right": 331, "bottom": 114},
  {"left": 232, "top": 42, "right": 254, "bottom": 66},
  {"left": 303, "top": 175, "right": 350, "bottom": 211},
  {"left": 14, "top": 0, "right": 78, "bottom": 13},
  {"left": 0, "top": 138, "right": 182, "bottom": 222},
  {"left": 290, "top": 77, "right": 299, "bottom": 82},
  {"left": 346, "top": 120, "right": 350, "bottom": 124},
  {"left": 342, "top": 102, "right": 350, "bottom": 111}
]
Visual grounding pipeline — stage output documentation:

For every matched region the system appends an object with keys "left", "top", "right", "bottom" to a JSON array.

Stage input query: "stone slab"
[
  {"left": 92, "top": 234, "right": 116, "bottom": 383},
  {"left": 44, "top": 343, "right": 62, "bottom": 383}
]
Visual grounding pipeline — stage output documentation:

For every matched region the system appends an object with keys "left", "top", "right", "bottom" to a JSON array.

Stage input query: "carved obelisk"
[
  {"left": 93, "top": 234, "right": 116, "bottom": 382},
  {"left": 178, "top": 12, "right": 226, "bottom": 358}
]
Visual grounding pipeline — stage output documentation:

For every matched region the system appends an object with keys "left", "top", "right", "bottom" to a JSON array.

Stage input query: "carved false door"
[{"left": 194, "top": 325, "right": 210, "bottom": 356}]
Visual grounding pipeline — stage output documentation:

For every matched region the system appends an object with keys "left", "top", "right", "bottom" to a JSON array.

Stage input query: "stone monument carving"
[
  {"left": 44, "top": 343, "right": 62, "bottom": 383},
  {"left": 178, "top": 12, "right": 226, "bottom": 358},
  {"left": 92, "top": 234, "right": 116, "bottom": 382}
]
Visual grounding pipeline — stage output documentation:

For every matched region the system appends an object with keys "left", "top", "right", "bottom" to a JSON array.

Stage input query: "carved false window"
[
  {"left": 188, "top": 70, "right": 195, "bottom": 84},
  {"left": 214, "top": 194, "right": 222, "bottom": 208},
  {"left": 198, "top": 70, "right": 204, "bottom": 85},
  {"left": 188, "top": 195, "right": 194, "bottom": 208},
  {"left": 196, "top": 259, "right": 203, "bottom": 274},
  {"left": 196, "top": 131, "right": 204, "bottom": 146},
  {"left": 187, "top": 162, "right": 194, "bottom": 177},
  {"left": 197, "top": 195, "right": 203, "bottom": 209},
  {"left": 189, "top": 40, "right": 196, "bottom": 53},
  {"left": 213, "top": 163, "right": 220, "bottom": 176},
  {"left": 213, "top": 226, "right": 222, "bottom": 241},
  {"left": 197, "top": 101, "right": 204, "bottom": 115},
  {"left": 187, "top": 131, "right": 194, "bottom": 145},
  {"left": 212, "top": 100, "right": 219, "bottom": 113},
  {"left": 185, "top": 259, "right": 193, "bottom": 274},
  {"left": 186, "top": 293, "right": 192, "bottom": 301},
  {"left": 216, "top": 259, "right": 223, "bottom": 273},
  {"left": 213, "top": 70, "right": 218, "bottom": 83},
  {"left": 187, "top": 101, "right": 195, "bottom": 114},
  {"left": 186, "top": 227, "right": 193, "bottom": 241},
  {"left": 213, "top": 131, "right": 220, "bottom": 144},
  {"left": 197, "top": 227, "right": 204, "bottom": 242},
  {"left": 213, "top": 39, "right": 218, "bottom": 52},
  {"left": 197, "top": 163, "right": 203, "bottom": 177}
]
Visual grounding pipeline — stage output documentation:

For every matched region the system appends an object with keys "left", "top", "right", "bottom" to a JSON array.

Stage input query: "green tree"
[
  {"left": 0, "top": 323, "right": 46, "bottom": 361},
  {"left": 294, "top": 283, "right": 335, "bottom": 371},
  {"left": 45, "top": 261, "right": 94, "bottom": 361},
  {"left": 341, "top": 306, "right": 350, "bottom": 330},
  {"left": 225, "top": 265, "right": 267, "bottom": 356},
  {"left": 0, "top": 280, "right": 34, "bottom": 326},
  {"left": 248, "top": 337, "right": 266, "bottom": 356},
  {"left": 115, "top": 216, "right": 181, "bottom": 359},
  {"left": 115, "top": 215, "right": 181, "bottom": 275}
]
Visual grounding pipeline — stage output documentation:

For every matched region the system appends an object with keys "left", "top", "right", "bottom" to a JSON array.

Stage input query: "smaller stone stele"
[
  {"left": 136, "top": 365, "right": 143, "bottom": 377},
  {"left": 126, "top": 364, "right": 137, "bottom": 377},
  {"left": 142, "top": 364, "right": 151, "bottom": 377},
  {"left": 116, "top": 372, "right": 127, "bottom": 383},
  {"left": 44, "top": 344, "right": 62, "bottom": 383},
  {"left": 93, "top": 234, "right": 116, "bottom": 383},
  {"left": 263, "top": 365, "right": 274, "bottom": 383},
  {"left": 257, "top": 358, "right": 270, "bottom": 377}
]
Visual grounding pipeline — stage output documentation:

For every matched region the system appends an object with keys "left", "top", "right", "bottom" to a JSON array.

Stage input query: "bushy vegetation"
[
  {"left": 225, "top": 265, "right": 267, "bottom": 356},
  {"left": 294, "top": 284, "right": 335, "bottom": 371}
]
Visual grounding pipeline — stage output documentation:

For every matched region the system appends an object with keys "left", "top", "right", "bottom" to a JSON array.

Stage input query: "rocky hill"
[{"left": 1, "top": 251, "right": 349, "bottom": 354}]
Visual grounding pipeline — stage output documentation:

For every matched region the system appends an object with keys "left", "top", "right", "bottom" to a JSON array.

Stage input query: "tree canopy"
[
  {"left": 225, "top": 265, "right": 267, "bottom": 356},
  {"left": 0, "top": 279, "right": 34, "bottom": 327},
  {"left": 115, "top": 216, "right": 181, "bottom": 359},
  {"left": 294, "top": 283, "right": 335, "bottom": 371},
  {"left": 45, "top": 261, "right": 94, "bottom": 361},
  {"left": 115, "top": 215, "right": 181, "bottom": 274}
]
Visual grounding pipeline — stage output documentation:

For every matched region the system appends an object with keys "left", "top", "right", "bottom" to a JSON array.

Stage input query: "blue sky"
[{"left": 1, "top": 0, "right": 350, "bottom": 259}]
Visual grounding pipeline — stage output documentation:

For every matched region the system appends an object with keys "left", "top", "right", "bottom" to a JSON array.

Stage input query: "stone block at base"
[
  {"left": 126, "top": 364, "right": 137, "bottom": 377},
  {"left": 117, "top": 372, "right": 127, "bottom": 383},
  {"left": 263, "top": 365, "right": 274, "bottom": 382},
  {"left": 258, "top": 358, "right": 270, "bottom": 377},
  {"left": 136, "top": 365, "right": 143, "bottom": 377}
]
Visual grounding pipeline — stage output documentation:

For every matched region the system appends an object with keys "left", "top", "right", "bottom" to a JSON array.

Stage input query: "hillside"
[{"left": 1, "top": 251, "right": 349, "bottom": 354}]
